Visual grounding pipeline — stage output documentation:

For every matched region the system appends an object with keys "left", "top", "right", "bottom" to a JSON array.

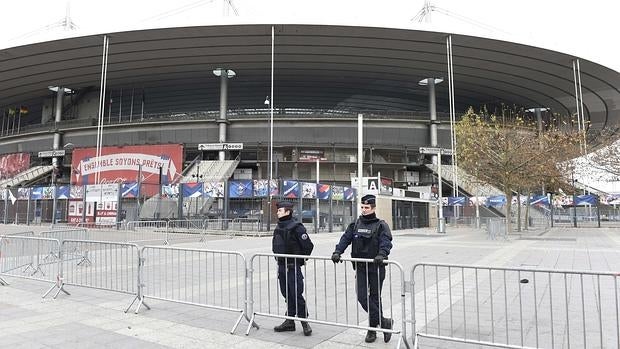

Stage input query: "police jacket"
[
  {"left": 334, "top": 213, "right": 392, "bottom": 260},
  {"left": 272, "top": 215, "right": 313, "bottom": 265}
]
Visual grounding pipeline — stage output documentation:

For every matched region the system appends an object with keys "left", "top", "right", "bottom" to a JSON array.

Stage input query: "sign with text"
[
  {"left": 198, "top": 143, "right": 243, "bottom": 151},
  {"left": 38, "top": 149, "right": 66, "bottom": 158},
  {"left": 71, "top": 144, "right": 183, "bottom": 186}
]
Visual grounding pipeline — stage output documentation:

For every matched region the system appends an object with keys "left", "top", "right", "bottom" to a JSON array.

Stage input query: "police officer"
[
  {"left": 272, "top": 201, "right": 314, "bottom": 336},
  {"left": 331, "top": 194, "right": 394, "bottom": 343}
]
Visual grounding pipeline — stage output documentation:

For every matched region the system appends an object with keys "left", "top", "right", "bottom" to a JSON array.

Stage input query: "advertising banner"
[
  {"left": 332, "top": 186, "right": 344, "bottom": 201},
  {"left": 121, "top": 182, "right": 139, "bottom": 198},
  {"left": 529, "top": 195, "right": 550, "bottom": 206},
  {"left": 575, "top": 195, "right": 597, "bottom": 206},
  {"left": 56, "top": 186, "right": 70, "bottom": 199},
  {"left": 70, "top": 185, "right": 84, "bottom": 199},
  {"left": 0, "top": 153, "right": 30, "bottom": 181},
  {"left": 344, "top": 186, "right": 355, "bottom": 201},
  {"left": 282, "top": 180, "right": 300, "bottom": 198},
  {"left": 183, "top": 182, "right": 203, "bottom": 198},
  {"left": 162, "top": 184, "right": 179, "bottom": 198},
  {"left": 317, "top": 184, "right": 331, "bottom": 200},
  {"left": 229, "top": 180, "right": 253, "bottom": 198},
  {"left": 448, "top": 196, "right": 467, "bottom": 206},
  {"left": 71, "top": 144, "right": 183, "bottom": 185},
  {"left": 253, "top": 179, "right": 269, "bottom": 197},
  {"left": 204, "top": 182, "right": 225, "bottom": 198},
  {"left": 302, "top": 182, "right": 317, "bottom": 199},
  {"left": 486, "top": 195, "right": 507, "bottom": 207},
  {"left": 17, "top": 187, "right": 30, "bottom": 200}
]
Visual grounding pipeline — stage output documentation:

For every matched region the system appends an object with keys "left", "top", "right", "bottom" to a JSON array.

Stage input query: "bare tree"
[{"left": 455, "top": 108, "right": 582, "bottom": 233}]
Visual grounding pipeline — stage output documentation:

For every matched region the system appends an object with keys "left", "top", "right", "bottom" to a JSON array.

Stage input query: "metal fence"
[
  {"left": 47, "top": 240, "right": 140, "bottom": 306},
  {"left": 0, "top": 236, "right": 61, "bottom": 285},
  {"left": 246, "top": 253, "right": 409, "bottom": 346},
  {"left": 135, "top": 246, "right": 252, "bottom": 333},
  {"left": 409, "top": 263, "right": 620, "bottom": 349}
]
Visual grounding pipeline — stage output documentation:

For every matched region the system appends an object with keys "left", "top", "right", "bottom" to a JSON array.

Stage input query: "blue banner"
[
  {"left": 575, "top": 195, "right": 597, "bottom": 206},
  {"left": 253, "top": 179, "right": 269, "bottom": 197},
  {"left": 448, "top": 196, "right": 467, "bottom": 206},
  {"left": 183, "top": 182, "right": 203, "bottom": 198},
  {"left": 31, "top": 187, "right": 44, "bottom": 200},
  {"left": 121, "top": 182, "right": 139, "bottom": 198},
  {"left": 56, "top": 186, "right": 70, "bottom": 199},
  {"left": 317, "top": 184, "right": 331, "bottom": 200},
  {"left": 282, "top": 180, "right": 300, "bottom": 198},
  {"left": 344, "top": 187, "right": 355, "bottom": 201},
  {"left": 486, "top": 195, "right": 506, "bottom": 207},
  {"left": 529, "top": 195, "right": 549, "bottom": 206},
  {"left": 229, "top": 180, "right": 253, "bottom": 198}
]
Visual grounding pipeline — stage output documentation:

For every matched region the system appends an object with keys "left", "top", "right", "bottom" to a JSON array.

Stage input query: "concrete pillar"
[
  {"left": 419, "top": 78, "right": 443, "bottom": 164},
  {"left": 53, "top": 88, "right": 64, "bottom": 169},
  {"left": 214, "top": 68, "right": 235, "bottom": 161}
]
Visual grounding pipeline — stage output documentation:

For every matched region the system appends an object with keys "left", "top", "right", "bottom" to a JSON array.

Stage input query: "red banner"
[
  {"left": 71, "top": 144, "right": 183, "bottom": 185},
  {"left": 0, "top": 153, "right": 30, "bottom": 180}
]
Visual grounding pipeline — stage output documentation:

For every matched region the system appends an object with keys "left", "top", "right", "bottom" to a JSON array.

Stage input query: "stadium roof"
[{"left": 1, "top": 24, "right": 619, "bottom": 131}]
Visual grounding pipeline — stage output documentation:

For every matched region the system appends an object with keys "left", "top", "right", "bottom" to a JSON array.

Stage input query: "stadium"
[{"left": 0, "top": 22, "right": 619, "bottom": 230}]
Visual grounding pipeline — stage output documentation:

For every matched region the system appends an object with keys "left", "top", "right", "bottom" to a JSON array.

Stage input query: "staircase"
[
  {"left": 426, "top": 164, "right": 504, "bottom": 197},
  {"left": 181, "top": 159, "right": 240, "bottom": 183},
  {"left": 0, "top": 165, "right": 54, "bottom": 188}
]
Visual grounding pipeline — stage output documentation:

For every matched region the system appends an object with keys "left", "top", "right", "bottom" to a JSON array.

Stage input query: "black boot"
[
  {"left": 301, "top": 321, "right": 312, "bottom": 336},
  {"left": 381, "top": 318, "right": 394, "bottom": 343},
  {"left": 364, "top": 330, "right": 377, "bottom": 343},
  {"left": 274, "top": 319, "right": 295, "bottom": 332}
]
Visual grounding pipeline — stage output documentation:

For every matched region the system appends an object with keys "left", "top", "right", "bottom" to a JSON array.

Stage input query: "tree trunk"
[
  {"left": 524, "top": 191, "right": 531, "bottom": 231},
  {"left": 517, "top": 191, "right": 522, "bottom": 232},
  {"left": 504, "top": 189, "right": 512, "bottom": 235}
]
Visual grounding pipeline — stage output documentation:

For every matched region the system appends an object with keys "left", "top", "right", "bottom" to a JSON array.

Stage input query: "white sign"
[
  {"left": 38, "top": 149, "right": 66, "bottom": 158},
  {"left": 419, "top": 147, "right": 453, "bottom": 155},
  {"left": 198, "top": 143, "right": 244, "bottom": 151}
]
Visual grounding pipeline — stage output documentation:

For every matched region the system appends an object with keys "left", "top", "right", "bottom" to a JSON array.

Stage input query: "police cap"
[
  {"left": 361, "top": 194, "right": 376, "bottom": 205},
  {"left": 276, "top": 201, "right": 294, "bottom": 209}
]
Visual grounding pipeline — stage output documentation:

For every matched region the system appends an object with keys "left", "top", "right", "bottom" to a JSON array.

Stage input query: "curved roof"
[{"left": 1, "top": 24, "right": 619, "bottom": 131}]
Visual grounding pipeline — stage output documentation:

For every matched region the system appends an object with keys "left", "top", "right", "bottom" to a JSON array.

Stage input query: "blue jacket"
[{"left": 272, "top": 215, "right": 314, "bottom": 265}]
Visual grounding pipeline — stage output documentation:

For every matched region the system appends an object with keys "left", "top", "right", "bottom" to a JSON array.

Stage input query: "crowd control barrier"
[
  {"left": 409, "top": 263, "right": 620, "bottom": 349},
  {"left": 0, "top": 236, "right": 61, "bottom": 286},
  {"left": 246, "top": 253, "right": 410, "bottom": 348},
  {"left": 45, "top": 240, "right": 140, "bottom": 306},
  {"left": 133, "top": 246, "right": 256, "bottom": 333}
]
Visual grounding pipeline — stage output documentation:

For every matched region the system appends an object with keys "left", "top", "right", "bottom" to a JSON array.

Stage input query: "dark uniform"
[
  {"left": 332, "top": 194, "right": 394, "bottom": 343},
  {"left": 272, "top": 201, "right": 314, "bottom": 336}
]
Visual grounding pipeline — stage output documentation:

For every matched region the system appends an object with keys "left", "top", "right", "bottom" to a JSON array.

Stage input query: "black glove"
[
  {"left": 373, "top": 254, "right": 386, "bottom": 264},
  {"left": 331, "top": 252, "right": 342, "bottom": 263}
]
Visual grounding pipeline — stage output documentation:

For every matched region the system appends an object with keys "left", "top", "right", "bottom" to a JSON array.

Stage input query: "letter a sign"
[{"left": 367, "top": 178, "right": 378, "bottom": 192}]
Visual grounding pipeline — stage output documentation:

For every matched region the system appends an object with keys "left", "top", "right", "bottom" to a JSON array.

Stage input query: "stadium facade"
[{"left": 0, "top": 24, "right": 619, "bottom": 229}]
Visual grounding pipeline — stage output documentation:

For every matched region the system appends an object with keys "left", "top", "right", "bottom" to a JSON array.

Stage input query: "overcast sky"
[{"left": 1, "top": 0, "right": 618, "bottom": 72}]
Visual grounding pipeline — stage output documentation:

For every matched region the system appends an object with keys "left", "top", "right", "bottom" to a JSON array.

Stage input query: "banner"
[
  {"left": 380, "top": 177, "right": 393, "bottom": 196},
  {"left": 229, "top": 180, "right": 253, "bottom": 198},
  {"left": 70, "top": 185, "right": 84, "bottom": 199},
  {"left": 253, "top": 179, "right": 269, "bottom": 197},
  {"left": 529, "top": 195, "right": 550, "bottom": 206},
  {"left": 344, "top": 186, "right": 355, "bottom": 201},
  {"left": 71, "top": 144, "right": 183, "bottom": 186},
  {"left": 332, "top": 186, "right": 344, "bottom": 201},
  {"left": 162, "top": 184, "right": 179, "bottom": 198},
  {"left": 448, "top": 196, "right": 467, "bottom": 206},
  {"left": 0, "top": 153, "right": 30, "bottom": 181},
  {"left": 282, "top": 181, "right": 300, "bottom": 198},
  {"left": 121, "top": 182, "right": 139, "bottom": 198},
  {"left": 56, "top": 186, "right": 70, "bottom": 199},
  {"left": 183, "top": 182, "right": 203, "bottom": 198},
  {"left": 575, "top": 195, "right": 597, "bottom": 206},
  {"left": 486, "top": 195, "right": 506, "bottom": 207},
  {"left": 302, "top": 182, "right": 317, "bottom": 199},
  {"left": 317, "top": 184, "right": 331, "bottom": 200},
  {"left": 204, "top": 182, "right": 225, "bottom": 198},
  {"left": 17, "top": 187, "right": 30, "bottom": 200}
]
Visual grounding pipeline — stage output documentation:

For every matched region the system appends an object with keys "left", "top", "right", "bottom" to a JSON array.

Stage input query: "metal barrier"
[
  {"left": 75, "top": 222, "right": 122, "bottom": 229},
  {"left": 126, "top": 220, "right": 167, "bottom": 231},
  {"left": 3, "top": 231, "right": 35, "bottom": 237},
  {"left": 203, "top": 218, "right": 232, "bottom": 231},
  {"left": 46, "top": 239, "right": 140, "bottom": 307},
  {"left": 246, "top": 253, "right": 409, "bottom": 347},
  {"left": 167, "top": 219, "right": 204, "bottom": 232},
  {"left": 231, "top": 218, "right": 262, "bottom": 232},
  {"left": 134, "top": 245, "right": 254, "bottom": 333},
  {"left": 0, "top": 236, "right": 61, "bottom": 286},
  {"left": 485, "top": 218, "right": 507, "bottom": 240},
  {"left": 40, "top": 229, "right": 89, "bottom": 242},
  {"left": 409, "top": 263, "right": 620, "bottom": 349}
]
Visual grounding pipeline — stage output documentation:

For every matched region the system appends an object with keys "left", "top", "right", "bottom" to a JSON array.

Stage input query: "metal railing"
[
  {"left": 46, "top": 239, "right": 140, "bottom": 308},
  {"left": 246, "top": 253, "right": 409, "bottom": 347},
  {"left": 133, "top": 245, "right": 253, "bottom": 333},
  {"left": 410, "top": 263, "right": 620, "bottom": 349},
  {"left": 0, "top": 236, "right": 61, "bottom": 285}
]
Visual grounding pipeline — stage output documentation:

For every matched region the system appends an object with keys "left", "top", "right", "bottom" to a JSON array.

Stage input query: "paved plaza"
[{"left": 1, "top": 223, "right": 620, "bottom": 348}]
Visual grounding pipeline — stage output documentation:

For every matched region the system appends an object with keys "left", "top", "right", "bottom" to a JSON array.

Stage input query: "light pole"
[
  {"left": 572, "top": 172, "right": 578, "bottom": 228},
  {"left": 267, "top": 25, "right": 275, "bottom": 231}
]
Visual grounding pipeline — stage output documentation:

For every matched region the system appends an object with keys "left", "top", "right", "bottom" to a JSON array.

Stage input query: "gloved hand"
[
  {"left": 373, "top": 254, "right": 386, "bottom": 264},
  {"left": 331, "top": 252, "right": 342, "bottom": 263}
]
